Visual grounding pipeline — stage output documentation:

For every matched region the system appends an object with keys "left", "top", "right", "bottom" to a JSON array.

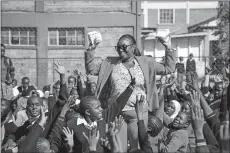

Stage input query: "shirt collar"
[
  {"left": 116, "top": 58, "right": 139, "bottom": 66},
  {"left": 22, "top": 87, "right": 29, "bottom": 91},
  {"left": 77, "top": 116, "right": 97, "bottom": 128}
]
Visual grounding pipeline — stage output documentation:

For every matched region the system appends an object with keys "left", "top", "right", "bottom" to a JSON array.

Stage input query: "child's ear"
[{"left": 85, "top": 109, "right": 90, "bottom": 116}]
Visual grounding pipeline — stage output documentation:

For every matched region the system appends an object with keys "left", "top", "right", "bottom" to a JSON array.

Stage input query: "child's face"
[
  {"left": 165, "top": 102, "right": 176, "bottom": 117},
  {"left": 181, "top": 103, "right": 191, "bottom": 114},
  {"left": 1, "top": 99, "right": 10, "bottom": 118},
  {"left": 172, "top": 112, "right": 189, "bottom": 129},
  {"left": 12, "top": 103, "right": 17, "bottom": 111},
  {"left": 70, "top": 89, "right": 79, "bottom": 97},
  {"left": 208, "top": 93, "right": 214, "bottom": 101},
  {"left": 68, "top": 77, "right": 76, "bottom": 88},
  {"left": 214, "top": 83, "right": 223, "bottom": 98},
  {"left": 22, "top": 79, "right": 29, "bottom": 88},
  {"left": 90, "top": 83, "right": 96, "bottom": 95},
  {"left": 87, "top": 100, "right": 103, "bottom": 121},
  {"left": 185, "top": 85, "right": 191, "bottom": 92}
]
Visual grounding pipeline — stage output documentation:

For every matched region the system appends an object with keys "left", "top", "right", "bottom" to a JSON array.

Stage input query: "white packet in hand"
[
  {"left": 88, "top": 31, "right": 102, "bottom": 46},
  {"left": 156, "top": 29, "right": 170, "bottom": 43}
]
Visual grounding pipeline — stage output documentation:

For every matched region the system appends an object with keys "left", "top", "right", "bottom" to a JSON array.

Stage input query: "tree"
[{"left": 214, "top": 1, "right": 229, "bottom": 58}]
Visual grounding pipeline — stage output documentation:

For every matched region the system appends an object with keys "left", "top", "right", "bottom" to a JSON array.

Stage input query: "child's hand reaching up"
[
  {"left": 135, "top": 95, "right": 145, "bottom": 120},
  {"left": 83, "top": 125, "right": 100, "bottom": 151},
  {"left": 63, "top": 127, "right": 74, "bottom": 150},
  {"left": 54, "top": 61, "right": 65, "bottom": 75},
  {"left": 191, "top": 105, "right": 206, "bottom": 141}
]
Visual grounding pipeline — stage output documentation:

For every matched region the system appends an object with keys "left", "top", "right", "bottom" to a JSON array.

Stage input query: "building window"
[
  {"left": 48, "top": 28, "right": 85, "bottom": 46},
  {"left": 1, "top": 27, "right": 36, "bottom": 46},
  {"left": 159, "top": 9, "right": 174, "bottom": 24}
]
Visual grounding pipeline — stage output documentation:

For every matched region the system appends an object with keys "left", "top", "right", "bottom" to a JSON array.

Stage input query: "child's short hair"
[
  {"left": 22, "top": 77, "right": 30, "bottom": 82},
  {"left": 181, "top": 111, "right": 192, "bottom": 124},
  {"left": 148, "top": 115, "right": 164, "bottom": 137},
  {"left": 36, "top": 138, "right": 50, "bottom": 153},
  {"left": 79, "top": 96, "right": 99, "bottom": 114},
  {"left": 68, "top": 76, "right": 77, "bottom": 83}
]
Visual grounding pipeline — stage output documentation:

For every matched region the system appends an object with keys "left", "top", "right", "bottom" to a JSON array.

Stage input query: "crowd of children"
[{"left": 1, "top": 33, "right": 229, "bottom": 153}]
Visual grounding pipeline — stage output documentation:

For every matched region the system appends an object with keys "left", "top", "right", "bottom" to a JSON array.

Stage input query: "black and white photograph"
[{"left": 0, "top": 1, "right": 229, "bottom": 153}]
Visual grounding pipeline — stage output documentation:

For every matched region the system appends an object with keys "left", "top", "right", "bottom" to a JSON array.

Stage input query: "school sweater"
[{"left": 49, "top": 85, "right": 133, "bottom": 153}]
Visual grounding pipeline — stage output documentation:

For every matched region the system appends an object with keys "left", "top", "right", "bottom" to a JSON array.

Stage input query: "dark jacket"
[
  {"left": 17, "top": 86, "right": 36, "bottom": 97},
  {"left": 49, "top": 85, "right": 134, "bottom": 153}
]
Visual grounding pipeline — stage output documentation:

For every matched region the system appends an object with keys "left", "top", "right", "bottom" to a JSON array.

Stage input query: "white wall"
[{"left": 143, "top": 36, "right": 207, "bottom": 77}]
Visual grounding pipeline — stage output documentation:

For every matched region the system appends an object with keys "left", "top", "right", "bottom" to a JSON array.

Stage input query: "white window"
[
  {"left": 159, "top": 9, "right": 175, "bottom": 24},
  {"left": 1, "top": 27, "right": 36, "bottom": 46},
  {"left": 48, "top": 28, "right": 85, "bottom": 46}
]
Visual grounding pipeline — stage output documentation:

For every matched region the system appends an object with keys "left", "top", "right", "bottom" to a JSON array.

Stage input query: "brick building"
[{"left": 1, "top": 1, "right": 142, "bottom": 89}]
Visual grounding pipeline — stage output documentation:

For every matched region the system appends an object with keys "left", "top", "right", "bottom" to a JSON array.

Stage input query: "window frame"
[
  {"left": 1, "top": 28, "right": 37, "bottom": 46},
  {"left": 158, "top": 9, "right": 175, "bottom": 25},
  {"left": 48, "top": 28, "right": 85, "bottom": 47}
]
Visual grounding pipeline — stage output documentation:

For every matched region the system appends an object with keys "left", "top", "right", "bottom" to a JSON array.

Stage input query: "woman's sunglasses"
[{"left": 115, "top": 44, "right": 134, "bottom": 52}]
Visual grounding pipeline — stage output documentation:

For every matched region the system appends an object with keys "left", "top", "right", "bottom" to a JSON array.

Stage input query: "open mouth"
[{"left": 173, "top": 120, "right": 179, "bottom": 125}]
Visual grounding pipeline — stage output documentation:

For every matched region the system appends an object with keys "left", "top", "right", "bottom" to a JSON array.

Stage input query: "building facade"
[
  {"left": 1, "top": 1, "right": 142, "bottom": 88},
  {"left": 141, "top": 1, "right": 219, "bottom": 77},
  {"left": 141, "top": 1, "right": 218, "bottom": 34}
]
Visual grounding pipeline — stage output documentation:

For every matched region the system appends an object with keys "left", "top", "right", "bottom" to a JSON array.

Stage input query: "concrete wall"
[{"left": 5, "top": 49, "right": 37, "bottom": 86}]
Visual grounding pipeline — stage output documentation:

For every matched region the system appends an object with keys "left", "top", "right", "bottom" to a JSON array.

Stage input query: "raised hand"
[
  {"left": 100, "top": 137, "right": 111, "bottom": 151},
  {"left": 38, "top": 106, "right": 48, "bottom": 129},
  {"left": 60, "top": 97, "right": 72, "bottom": 117},
  {"left": 50, "top": 80, "right": 59, "bottom": 94},
  {"left": 135, "top": 95, "right": 145, "bottom": 120},
  {"left": 114, "top": 115, "right": 124, "bottom": 134},
  {"left": 83, "top": 125, "right": 100, "bottom": 151},
  {"left": 63, "top": 127, "right": 74, "bottom": 148},
  {"left": 157, "top": 35, "right": 171, "bottom": 50},
  {"left": 107, "top": 122, "right": 117, "bottom": 137},
  {"left": 191, "top": 105, "right": 205, "bottom": 133},
  {"left": 189, "top": 90, "right": 201, "bottom": 106},
  {"left": 54, "top": 61, "right": 65, "bottom": 75},
  {"left": 73, "top": 69, "right": 79, "bottom": 77},
  {"left": 78, "top": 72, "right": 85, "bottom": 83},
  {"left": 220, "top": 121, "right": 229, "bottom": 153},
  {"left": 188, "top": 74, "right": 199, "bottom": 91},
  {"left": 87, "top": 35, "right": 100, "bottom": 51}
]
